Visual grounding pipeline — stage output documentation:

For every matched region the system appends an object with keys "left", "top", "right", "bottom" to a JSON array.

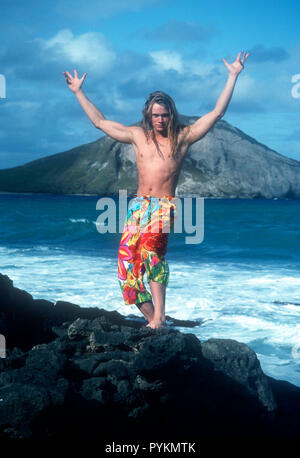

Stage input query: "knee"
[{"left": 147, "top": 258, "right": 169, "bottom": 286}]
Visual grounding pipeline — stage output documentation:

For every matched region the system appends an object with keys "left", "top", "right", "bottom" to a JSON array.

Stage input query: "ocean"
[{"left": 0, "top": 193, "right": 299, "bottom": 387}]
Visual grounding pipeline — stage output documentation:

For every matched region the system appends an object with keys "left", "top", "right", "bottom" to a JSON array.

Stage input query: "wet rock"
[
  {"left": 201, "top": 338, "right": 277, "bottom": 411},
  {"left": 0, "top": 273, "right": 200, "bottom": 352},
  {"left": 1, "top": 274, "right": 300, "bottom": 440}
]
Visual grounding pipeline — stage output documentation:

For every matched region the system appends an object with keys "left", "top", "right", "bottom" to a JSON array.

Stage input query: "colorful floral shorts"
[{"left": 118, "top": 194, "right": 177, "bottom": 305}]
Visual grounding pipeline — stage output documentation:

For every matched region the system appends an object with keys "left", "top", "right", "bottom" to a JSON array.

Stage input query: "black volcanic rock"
[
  {"left": 0, "top": 116, "right": 300, "bottom": 198},
  {"left": 201, "top": 338, "right": 276, "bottom": 411},
  {"left": 0, "top": 273, "right": 300, "bottom": 440},
  {"left": 0, "top": 273, "right": 199, "bottom": 352}
]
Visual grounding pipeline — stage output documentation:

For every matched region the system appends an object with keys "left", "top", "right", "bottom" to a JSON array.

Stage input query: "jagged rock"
[
  {"left": 0, "top": 341, "right": 69, "bottom": 438},
  {"left": 0, "top": 273, "right": 200, "bottom": 352},
  {"left": 201, "top": 338, "right": 276, "bottom": 411},
  {"left": 1, "top": 273, "right": 300, "bottom": 440}
]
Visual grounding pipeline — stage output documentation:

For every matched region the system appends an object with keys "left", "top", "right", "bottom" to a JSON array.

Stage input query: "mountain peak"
[{"left": 0, "top": 117, "right": 299, "bottom": 198}]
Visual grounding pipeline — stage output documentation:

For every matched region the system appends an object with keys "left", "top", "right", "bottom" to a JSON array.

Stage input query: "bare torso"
[{"left": 131, "top": 126, "right": 189, "bottom": 198}]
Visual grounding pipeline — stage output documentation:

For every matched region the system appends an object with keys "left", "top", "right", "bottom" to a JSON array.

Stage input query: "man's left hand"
[{"left": 222, "top": 51, "right": 250, "bottom": 76}]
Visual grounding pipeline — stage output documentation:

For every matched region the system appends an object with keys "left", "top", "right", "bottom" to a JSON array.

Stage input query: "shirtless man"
[{"left": 63, "top": 51, "right": 249, "bottom": 329}]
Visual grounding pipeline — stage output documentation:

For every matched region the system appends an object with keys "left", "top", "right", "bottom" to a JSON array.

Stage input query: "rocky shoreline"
[{"left": 0, "top": 273, "right": 300, "bottom": 440}]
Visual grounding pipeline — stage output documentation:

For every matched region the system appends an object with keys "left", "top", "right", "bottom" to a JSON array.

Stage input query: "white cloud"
[
  {"left": 149, "top": 50, "right": 184, "bottom": 74},
  {"left": 149, "top": 50, "right": 219, "bottom": 78},
  {"left": 187, "top": 60, "right": 217, "bottom": 77},
  {"left": 43, "top": 29, "right": 116, "bottom": 75}
]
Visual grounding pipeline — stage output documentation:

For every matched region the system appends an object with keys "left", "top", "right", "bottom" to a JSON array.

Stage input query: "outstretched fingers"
[
  {"left": 236, "top": 51, "right": 242, "bottom": 62},
  {"left": 80, "top": 72, "right": 87, "bottom": 83},
  {"left": 63, "top": 69, "right": 87, "bottom": 81},
  {"left": 63, "top": 71, "right": 73, "bottom": 84},
  {"left": 241, "top": 51, "right": 250, "bottom": 64},
  {"left": 222, "top": 57, "right": 230, "bottom": 69},
  {"left": 238, "top": 51, "right": 250, "bottom": 65},
  {"left": 63, "top": 69, "right": 87, "bottom": 91}
]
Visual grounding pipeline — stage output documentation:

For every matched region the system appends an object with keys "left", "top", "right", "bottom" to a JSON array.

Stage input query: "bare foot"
[{"left": 146, "top": 317, "right": 167, "bottom": 329}]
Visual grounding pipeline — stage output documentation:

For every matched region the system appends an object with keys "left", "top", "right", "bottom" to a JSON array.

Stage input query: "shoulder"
[
  {"left": 128, "top": 125, "right": 145, "bottom": 136},
  {"left": 129, "top": 125, "right": 149, "bottom": 142}
]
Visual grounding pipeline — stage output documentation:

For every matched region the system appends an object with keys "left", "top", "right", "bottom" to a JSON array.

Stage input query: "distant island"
[{"left": 1, "top": 115, "right": 300, "bottom": 198}]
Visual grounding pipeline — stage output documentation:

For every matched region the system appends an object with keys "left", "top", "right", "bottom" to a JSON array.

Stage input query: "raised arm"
[
  {"left": 63, "top": 69, "right": 134, "bottom": 144},
  {"left": 184, "top": 51, "right": 250, "bottom": 145}
]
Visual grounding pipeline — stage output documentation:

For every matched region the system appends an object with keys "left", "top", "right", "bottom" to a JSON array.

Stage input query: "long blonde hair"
[{"left": 141, "top": 91, "right": 185, "bottom": 159}]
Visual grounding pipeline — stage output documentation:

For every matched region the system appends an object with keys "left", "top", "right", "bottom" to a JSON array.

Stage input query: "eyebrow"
[{"left": 151, "top": 112, "right": 170, "bottom": 116}]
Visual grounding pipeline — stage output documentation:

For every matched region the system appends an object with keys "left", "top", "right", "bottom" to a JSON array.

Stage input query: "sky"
[{"left": 0, "top": 0, "right": 300, "bottom": 169}]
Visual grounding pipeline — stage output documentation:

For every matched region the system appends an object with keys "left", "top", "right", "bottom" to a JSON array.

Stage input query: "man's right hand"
[{"left": 63, "top": 69, "right": 87, "bottom": 93}]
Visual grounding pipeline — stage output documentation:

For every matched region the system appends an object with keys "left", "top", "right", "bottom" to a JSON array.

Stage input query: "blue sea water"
[{"left": 0, "top": 193, "right": 299, "bottom": 386}]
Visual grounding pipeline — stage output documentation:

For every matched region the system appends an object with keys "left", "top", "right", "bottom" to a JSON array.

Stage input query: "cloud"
[
  {"left": 248, "top": 44, "right": 290, "bottom": 62},
  {"left": 42, "top": 29, "right": 116, "bottom": 75},
  {"left": 1, "top": 19, "right": 299, "bottom": 170},
  {"left": 149, "top": 51, "right": 184, "bottom": 73},
  {"left": 0, "top": 27, "right": 116, "bottom": 83},
  {"left": 0, "top": 89, "right": 101, "bottom": 169},
  {"left": 149, "top": 50, "right": 221, "bottom": 78},
  {"left": 140, "top": 20, "right": 218, "bottom": 42}
]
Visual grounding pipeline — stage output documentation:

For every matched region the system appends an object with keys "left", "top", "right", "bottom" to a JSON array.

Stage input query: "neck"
[{"left": 152, "top": 129, "right": 168, "bottom": 140}]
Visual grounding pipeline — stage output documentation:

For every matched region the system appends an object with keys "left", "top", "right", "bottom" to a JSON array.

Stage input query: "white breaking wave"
[{"left": 69, "top": 218, "right": 90, "bottom": 223}]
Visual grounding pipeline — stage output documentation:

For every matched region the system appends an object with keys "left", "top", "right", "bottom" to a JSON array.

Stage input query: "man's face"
[{"left": 151, "top": 103, "right": 170, "bottom": 133}]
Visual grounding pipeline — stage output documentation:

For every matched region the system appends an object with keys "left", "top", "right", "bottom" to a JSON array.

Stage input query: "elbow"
[
  {"left": 93, "top": 118, "right": 103, "bottom": 130},
  {"left": 214, "top": 109, "right": 224, "bottom": 119}
]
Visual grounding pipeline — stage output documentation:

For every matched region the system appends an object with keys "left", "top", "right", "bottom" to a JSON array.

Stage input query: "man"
[{"left": 63, "top": 51, "right": 249, "bottom": 329}]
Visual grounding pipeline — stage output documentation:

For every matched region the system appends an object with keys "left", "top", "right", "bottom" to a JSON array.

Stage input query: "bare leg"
[
  {"left": 146, "top": 281, "right": 167, "bottom": 329},
  {"left": 136, "top": 301, "right": 154, "bottom": 323}
]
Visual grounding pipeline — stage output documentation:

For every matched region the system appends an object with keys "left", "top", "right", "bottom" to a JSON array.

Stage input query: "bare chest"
[
  {"left": 136, "top": 147, "right": 177, "bottom": 178},
  {"left": 134, "top": 136, "right": 186, "bottom": 165}
]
